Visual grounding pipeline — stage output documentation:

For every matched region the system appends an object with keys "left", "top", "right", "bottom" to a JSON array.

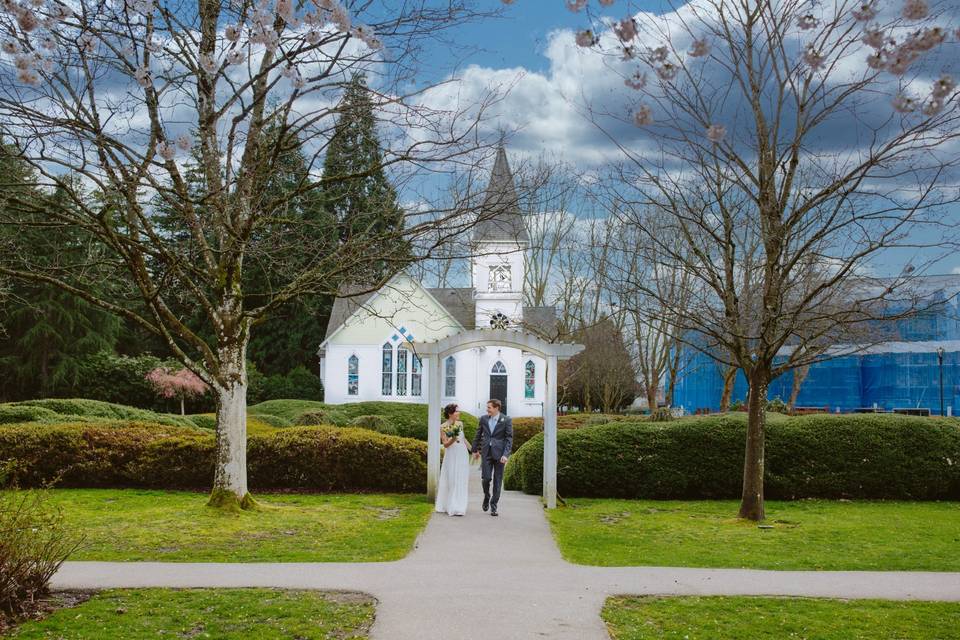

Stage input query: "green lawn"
[
  {"left": 6, "top": 589, "right": 373, "bottom": 639},
  {"left": 603, "top": 596, "right": 960, "bottom": 639},
  {"left": 41, "top": 489, "right": 432, "bottom": 562},
  {"left": 549, "top": 499, "right": 960, "bottom": 571}
]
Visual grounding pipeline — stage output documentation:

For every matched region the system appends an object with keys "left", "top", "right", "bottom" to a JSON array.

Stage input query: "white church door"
[{"left": 490, "top": 361, "right": 508, "bottom": 415}]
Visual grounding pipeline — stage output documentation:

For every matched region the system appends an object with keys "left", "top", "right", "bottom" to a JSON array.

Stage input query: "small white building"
[{"left": 318, "top": 146, "right": 557, "bottom": 417}]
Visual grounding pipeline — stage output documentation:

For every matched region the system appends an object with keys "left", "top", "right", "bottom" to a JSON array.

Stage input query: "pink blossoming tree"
[{"left": 146, "top": 366, "right": 209, "bottom": 415}]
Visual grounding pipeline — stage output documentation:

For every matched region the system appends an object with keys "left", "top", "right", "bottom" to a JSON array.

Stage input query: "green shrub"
[
  {"left": 254, "top": 366, "right": 325, "bottom": 403},
  {"left": 584, "top": 415, "right": 611, "bottom": 427},
  {"left": 504, "top": 413, "right": 960, "bottom": 501},
  {"left": 252, "top": 400, "right": 479, "bottom": 442},
  {"left": 0, "top": 422, "right": 425, "bottom": 493},
  {"left": 8, "top": 399, "right": 196, "bottom": 429},
  {"left": 0, "top": 485, "right": 84, "bottom": 620},
  {"left": 188, "top": 414, "right": 217, "bottom": 430},
  {"left": 349, "top": 414, "right": 397, "bottom": 435},
  {"left": 253, "top": 413, "right": 293, "bottom": 428},
  {"left": 649, "top": 407, "right": 674, "bottom": 422},
  {"left": 0, "top": 405, "right": 61, "bottom": 425},
  {"left": 293, "top": 410, "right": 342, "bottom": 427}
]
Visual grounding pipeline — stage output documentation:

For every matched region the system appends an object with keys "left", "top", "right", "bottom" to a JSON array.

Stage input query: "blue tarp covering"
[{"left": 672, "top": 297, "right": 960, "bottom": 415}]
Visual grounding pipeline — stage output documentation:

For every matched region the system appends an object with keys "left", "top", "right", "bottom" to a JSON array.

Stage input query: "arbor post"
[
  {"left": 544, "top": 354, "right": 558, "bottom": 509},
  {"left": 427, "top": 353, "right": 441, "bottom": 500}
]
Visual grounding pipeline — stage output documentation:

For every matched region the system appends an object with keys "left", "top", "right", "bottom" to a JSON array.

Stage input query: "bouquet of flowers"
[{"left": 443, "top": 422, "right": 462, "bottom": 439}]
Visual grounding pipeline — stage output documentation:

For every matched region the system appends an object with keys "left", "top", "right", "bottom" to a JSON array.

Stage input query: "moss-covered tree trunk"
[
  {"left": 208, "top": 338, "right": 255, "bottom": 511},
  {"left": 738, "top": 370, "right": 768, "bottom": 521}
]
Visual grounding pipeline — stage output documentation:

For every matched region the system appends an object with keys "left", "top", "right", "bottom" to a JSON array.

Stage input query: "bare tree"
[
  {"left": 567, "top": 0, "right": 960, "bottom": 519},
  {"left": 0, "top": 0, "right": 501, "bottom": 509}
]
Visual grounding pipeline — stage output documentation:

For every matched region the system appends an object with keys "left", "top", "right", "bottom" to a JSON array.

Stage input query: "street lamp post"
[{"left": 936, "top": 347, "right": 945, "bottom": 417}]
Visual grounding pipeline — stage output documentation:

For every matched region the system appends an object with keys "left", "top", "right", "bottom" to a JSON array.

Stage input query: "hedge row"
[
  {"left": 510, "top": 414, "right": 632, "bottom": 450},
  {"left": 504, "top": 413, "right": 960, "bottom": 500},
  {"left": 0, "top": 422, "right": 426, "bottom": 493},
  {"left": 0, "top": 399, "right": 198, "bottom": 429},
  {"left": 250, "top": 400, "right": 480, "bottom": 442}
]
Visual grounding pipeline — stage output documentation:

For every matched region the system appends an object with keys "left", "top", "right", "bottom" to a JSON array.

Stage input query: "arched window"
[
  {"left": 491, "top": 361, "right": 507, "bottom": 374},
  {"left": 347, "top": 355, "right": 359, "bottom": 396},
  {"left": 381, "top": 342, "right": 393, "bottom": 396},
  {"left": 411, "top": 355, "right": 423, "bottom": 397},
  {"left": 444, "top": 356, "right": 456, "bottom": 397},
  {"left": 490, "top": 312, "right": 509, "bottom": 330},
  {"left": 524, "top": 360, "right": 535, "bottom": 399},
  {"left": 396, "top": 348, "right": 409, "bottom": 396}
]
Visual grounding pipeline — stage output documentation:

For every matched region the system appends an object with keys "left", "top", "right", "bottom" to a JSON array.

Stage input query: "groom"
[{"left": 471, "top": 399, "right": 513, "bottom": 517}]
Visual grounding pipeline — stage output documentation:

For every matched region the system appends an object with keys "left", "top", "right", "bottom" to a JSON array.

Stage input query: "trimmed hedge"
[
  {"left": 0, "top": 422, "right": 426, "bottom": 493},
  {"left": 251, "top": 400, "right": 479, "bottom": 442},
  {"left": 510, "top": 414, "right": 630, "bottom": 451},
  {"left": 2, "top": 398, "right": 197, "bottom": 429},
  {"left": 504, "top": 413, "right": 960, "bottom": 501},
  {"left": 349, "top": 414, "right": 397, "bottom": 436}
]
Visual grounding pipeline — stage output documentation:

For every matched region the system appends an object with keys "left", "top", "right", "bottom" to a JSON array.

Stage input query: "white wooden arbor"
[{"left": 414, "top": 329, "right": 584, "bottom": 508}]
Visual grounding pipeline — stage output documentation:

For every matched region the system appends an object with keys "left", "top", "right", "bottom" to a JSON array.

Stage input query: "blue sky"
[{"left": 403, "top": 1, "right": 960, "bottom": 278}]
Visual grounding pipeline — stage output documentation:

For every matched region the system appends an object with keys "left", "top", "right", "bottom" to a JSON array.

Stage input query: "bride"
[{"left": 435, "top": 403, "right": 470, "bottom": 516}]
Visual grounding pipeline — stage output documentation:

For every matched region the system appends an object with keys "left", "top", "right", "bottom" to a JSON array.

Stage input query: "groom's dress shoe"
[
  {"left": 490, "top": 506, "right": 498, "bottom": 517},
  {"left": 482, "top": 496, "right": 490, "bottom": 512}
]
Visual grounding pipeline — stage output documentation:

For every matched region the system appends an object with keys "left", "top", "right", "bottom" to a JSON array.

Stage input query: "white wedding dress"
[{"left": 435, "top": 425, "right": 470, "bottom": 516}]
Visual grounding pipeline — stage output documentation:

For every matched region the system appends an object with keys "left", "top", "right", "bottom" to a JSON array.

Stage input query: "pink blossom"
[
  {"left": 330, "top": 4, "right": 351, "bottom": 31},
  {"left": 624, "top": 70, "right": 646, "bottom": 90},
  {"left": 802, "top": 45, "right": 825, "bottom": 70},
  {"left": 614, "top": 17, "right": 637, "bottom": 42},
  {"left": 17, "top": 10, "right": 39, "bottom": 32},
  {"left": 13, "top": 53, "right": 31, "bottom": 69},
  {"left": 16, "top": 67, "right": 38, "bottom": 84},
  {"left": 706, "top": 124, "right": 726, "bottom": 143},
  {"left": 200, "top": 53, "right": 217, "bottom": 75},
  {"left": 566, "top": 0, "right": 588, "bottom": 11},
  {"left": 901, "top": 0, "right": 928, "bottom": 20},
  {"left": 932, "top": 75, "right": 956, "bottom": 98},
  {"left": 599, "top": 0, "right": 615, "bottom": 6},
  {"left": 796, "top": 14, "right": 819, "bottom": 30},
  {"left": 145, "top": 367, "right": 209, "bottom": 402},
  {"left": 2, "top": 39, "right": 19, "bottom": 54},
  {"left": 225, "top": 25, "right": 241, "bottom": 42},
  {"left": 891, "top": 93, "right": 917, "bottom": 113},
  {"left": 575, "top": 29, "right": 596, "bottom": 47},
  {"left": 134, "top": 65, "right": 151, "bottom": 87},
  {"left": 175, "top": 134, "right": 192, "bottom": 151},
  {"left": 656, "top": 62, "right": 678, "bottom": 81},
  {"left": 904, "top": 27, "right": 945, "bottom": 51},
  {"left": 39, "top": 34, "right": 56, "bottom": 51},
  {"left": 688, "top": 38, "right": 710, "bottom": 58},
  {"left": 861, "top": 26, "right": 885, "bottom": 49},
  {"left": 922, "top": 97, "right": 944, "bottom": 116},
  {"left": 633, "top": 104, "right": 653, "bottom": 126},
  {"left": 851, "top": 3, "right": 877, "bottom": 21},
  {"left": 306, "top": 29, "right": 321, "bottom": 45},
  {"left": 78, "top": 33, "right": 96, "bottom": 53},
  {"left": 156, "top": 142, "right": 175, "bottom": 161},
  {"left": 649, "top": 45, "right": 669, "bottom": 63},
  {"left": 865, "top": 51, "right": 884, "bottom": 70}
]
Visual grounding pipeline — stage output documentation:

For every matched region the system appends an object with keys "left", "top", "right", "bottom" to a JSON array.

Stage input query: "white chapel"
[{"left": 318, "top": 146, "right": 558, "bottom": 418}]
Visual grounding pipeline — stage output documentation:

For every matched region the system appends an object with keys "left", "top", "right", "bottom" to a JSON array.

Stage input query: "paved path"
[{"left": 53, "top": 469, "right": 960, "bottom": 639}]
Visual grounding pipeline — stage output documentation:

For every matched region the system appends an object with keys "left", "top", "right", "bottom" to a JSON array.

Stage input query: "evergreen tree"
[
  {"left": 0, "top": 149, "right": 120, "bottom": 400},
  {"left": 321, "top": 74, "right": 408, "bottom": 276}
]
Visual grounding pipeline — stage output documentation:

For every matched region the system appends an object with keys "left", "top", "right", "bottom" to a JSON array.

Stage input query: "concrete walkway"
[{"left": 53, "top": 469, "right": 960, "bottom": 639}]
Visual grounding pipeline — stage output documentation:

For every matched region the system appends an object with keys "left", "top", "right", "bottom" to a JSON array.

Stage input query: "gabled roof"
[
  {"left": 473, "top": 145, "right": 530, "bottom": 244},
  {"left": 322, "top": 282, "right": 559, "bottom": 342}
]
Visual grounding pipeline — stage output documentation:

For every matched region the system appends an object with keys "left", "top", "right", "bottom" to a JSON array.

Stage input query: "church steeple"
[{"left": 473, "top": 145, "right": 530, "bottom": 244}]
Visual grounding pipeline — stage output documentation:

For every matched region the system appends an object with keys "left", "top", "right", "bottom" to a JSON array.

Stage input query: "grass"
[
  {"left": 548, "top": 499, "right": 960, "bottom": 571},
  {"left": 602, "top": 596, "right": 960, "bottom": 639},
  {"left": 6, "top": 589, "right": 374, "bottom": 639},
  {"left": 40, "top": 489, "right": 432, "bottom": 562}
]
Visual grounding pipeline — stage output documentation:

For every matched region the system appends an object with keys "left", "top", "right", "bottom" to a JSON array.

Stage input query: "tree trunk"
[
  {"left": 719, "top": 365, "right": 737, "bottom": 412},
  {"left": 207, "top": 343, "right": 255, "bottom": 511},
  {"left": 180, "top": 396, "right": 185, "bottom": 416},
  {"left": 787, "top": 364, "right": 810, "bottom": 414},
  {"left": 647, "top": 386, "right": 658, "bottom": 413},
  {"left": 738, "top": 370, "right": 768, "bottom": 521}
]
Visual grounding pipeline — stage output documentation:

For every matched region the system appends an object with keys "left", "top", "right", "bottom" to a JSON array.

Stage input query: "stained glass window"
[
  {"left": 491, "top": 361, "right": 506, "bottom": 374},
  {"left": 381, "top": 342, "right": 393, "bottom": 396},
  {"left": 490, "top": 312, "right": 509, "bottom": 330},
  {"left": 411, "top": 355, "right": 422, "bottom": 397},
  {"left": 524, "top": 360, "right": 535, "bottom": 399},
  {"left": 348, "top": 355, "right": 359, "bottom": 396},
  {"left": 396, "top": 348, "right": 408, "bottom": 396},
  {"left": 444, "top": 356, "right": 456, "bottom": 397}
]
